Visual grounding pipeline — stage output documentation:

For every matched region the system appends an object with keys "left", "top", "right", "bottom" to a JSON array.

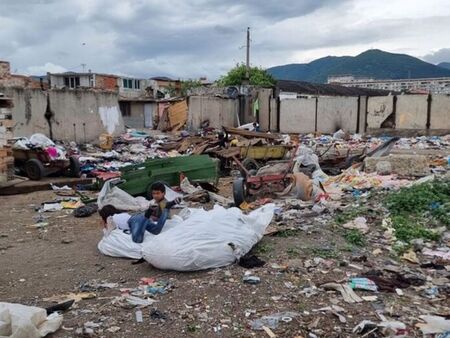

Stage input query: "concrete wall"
[
  {"left": 367, "top": 95, "right": 394, "bottom": 129},
  {"left": 122, "top": 102, "right": 145, "bottom": 129},
  {"left": 430, "top": 95, "right": 450, "bottom": 130},
  {"left": 0, "top": 87, "right": 125, "bottom": 142},
  {"left": 358, "top": 96, "right": 367, "bottom": 133},
  {"left": 257, "top": 88, "right": 272, "bottom": 131},
  {"left": 396, "top": 94, "right": 428, "bottom": 129},
  {"left": 279, "top": 98, "right": 316, "bottom": 133},
  {"left": 269, "top": 98, "right": 278, "bottom": 132},
  {"left": 316, "top": 96, "right": 358, "bottom": 133},
  {"left": 188, "top": 96, "right": 238, "bottom": 129}
]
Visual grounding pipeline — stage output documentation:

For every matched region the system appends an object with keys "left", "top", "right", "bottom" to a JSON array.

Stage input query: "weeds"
[
  {"left": 286, "top": 247, "right": 300, "bottom": 258},
  {"left": 253, "top": 241, "right": 273, "bottom": 255},
  {"left": 310, "top": 247, "right": 338, "bottom": 258},
  {"left": 343, "top": 229, "right": 366, "bottom": 246},
  {"left": 383, "top": 179, "right": 450, "bottom": 243}
]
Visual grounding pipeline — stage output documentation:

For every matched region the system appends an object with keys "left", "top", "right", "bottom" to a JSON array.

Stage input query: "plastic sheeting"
[
  {"left": 98, "top": 204, "right": 275, "bottom": 271},
  {"left": 0, "top": 302, "right": 62, "bottom": 338},
  {"left": 97, "top": 180, "right": 182, "bottom": 212}
]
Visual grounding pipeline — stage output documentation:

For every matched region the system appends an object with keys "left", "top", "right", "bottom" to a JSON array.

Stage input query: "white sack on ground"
[
  {"left": 0, "top": 302, "right": 62, "bottom": 338},
  {"left": 98, "top": 204, "right": 275, "bottom": 271}
]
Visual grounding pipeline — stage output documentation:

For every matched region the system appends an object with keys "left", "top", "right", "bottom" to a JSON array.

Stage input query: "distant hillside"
[
  {"left": 438, "top": 62, "right": 450, "bottom": 70},
  {"left": 267, "top": 49, "right": 450, "bottom": 83}
]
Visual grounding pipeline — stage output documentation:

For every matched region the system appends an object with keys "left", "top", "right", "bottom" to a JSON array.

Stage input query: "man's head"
[{"left": 151, "top": 182, "right": 166, "bottom": 202}]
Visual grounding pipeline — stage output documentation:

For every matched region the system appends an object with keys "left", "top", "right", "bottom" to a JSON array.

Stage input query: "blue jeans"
[{"left": 128, "top": 209, "right": 169, "bottom": 243}]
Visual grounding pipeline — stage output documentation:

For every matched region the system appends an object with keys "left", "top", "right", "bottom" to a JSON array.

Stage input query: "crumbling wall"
[
  {"left": 0, "top": 87, "right": 124, "bottom": 142},
  {"left": 269, "top": 98, "right": 278, "bottom": 132},
  {"left": 279, "top": 98, "right": 316, "bottom": 133},
  {"left": 122, "top": 102, "right": 145, "bottom": 129},
  {"left": 256, "top": 88, "right": 272, "bottom": 131},
  {"left": 188, "top": 96, "right": 238, "bottom": 129},
  {"left": 396, "top": 94, "right": 428, "bottom": 129},
  {"left": 430, "top": 95, "right": 450, "bottom": 130},
  {"left": 316, "top": 96, "right": 358, "bottom": 133},
  {"left": 366, "top": 95, "right": 394, "bottom": 129}
]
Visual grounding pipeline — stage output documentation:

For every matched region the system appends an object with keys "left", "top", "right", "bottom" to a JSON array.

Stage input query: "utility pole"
[
  {"left": 245, "top": 27, "right": 250, "bottom": 83},
  {"left": 81, "top": 63, "right": 87, "bottom": 72}
]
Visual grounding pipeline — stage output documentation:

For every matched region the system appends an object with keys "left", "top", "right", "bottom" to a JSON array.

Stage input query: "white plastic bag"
[
  {"left": 29, "top": 133, "right": 55, "bottom": 147},
  {"left": 0, "top": 302, "right": 62, "bottom": 338}
]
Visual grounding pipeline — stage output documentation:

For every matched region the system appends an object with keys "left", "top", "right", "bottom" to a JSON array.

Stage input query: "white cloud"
[{"left": 26, "top": 62, "right": 67, "bottom": 75}]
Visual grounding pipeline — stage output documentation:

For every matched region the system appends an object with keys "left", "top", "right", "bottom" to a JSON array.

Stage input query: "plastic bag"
[
  {"left": 0, "top": 302, "right": 62, "bottom": 338},
  {"left": 97, "top": 180, "right": 150, "bottom": 212},
  {"left": 294, "top": 146, "right": 319, "bottom": 169},
  {"left": 29, "top": 133, "right": 55, "bottom": 147}
]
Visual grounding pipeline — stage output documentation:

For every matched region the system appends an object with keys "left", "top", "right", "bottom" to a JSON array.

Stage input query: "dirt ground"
[{"left": 0, "top": 178, "right": 448, "bottom": 338}]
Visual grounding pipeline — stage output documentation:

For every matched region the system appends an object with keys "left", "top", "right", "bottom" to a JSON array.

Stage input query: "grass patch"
[
  {"left": 253, "top": 241, "right": 273, "bottom": 255},
  {"left": 275, "top": 229, "right": 298, "bottom": 237},
  {"left": 383, "top": 179, "right": 450, "bottom": 243},
  {"left": 390, "top": 215, "right": 440, "bottom": 243},
  {"left": 286, "top": 247, "right": 300, "bottom": 258},
  {"left": 310, "top": 247, "right": 338, "bottom": 258},
  {"left": 343, "top": 229, "right": 366, "bottom": 246}
]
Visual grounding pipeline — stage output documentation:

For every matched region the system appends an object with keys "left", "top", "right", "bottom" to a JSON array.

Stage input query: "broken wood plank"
[{"left": 223, "top": 127, "right": 279, "bottom": 140}]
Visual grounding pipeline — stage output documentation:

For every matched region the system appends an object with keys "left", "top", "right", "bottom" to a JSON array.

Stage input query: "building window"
[
  {"left": 119, "top": 101, "right": 131, "bottom": 116},
  {"left": 64, "top": 76, "right": 80, "bottom": 88},
  {"left": 122, "top": 78, "right": 141, "bottom": 89}
]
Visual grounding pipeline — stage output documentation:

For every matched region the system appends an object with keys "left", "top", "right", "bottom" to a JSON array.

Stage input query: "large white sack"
[
  {"left": 97, "top": 214, "right": 183, "bottom": 259},
  {"left": 97, "top": 205, "right": 275, "bottom": 271},
  {"left": 0, "top": 302, "right": 62, "bottom": 338},
  {"left": 142, "top": 204, "right": 275, "bottom": 271}
]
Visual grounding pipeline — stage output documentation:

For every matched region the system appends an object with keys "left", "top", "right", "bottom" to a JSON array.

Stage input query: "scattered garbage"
[{"left": 249, "top": 312, "right": 300, "bottom": 330}]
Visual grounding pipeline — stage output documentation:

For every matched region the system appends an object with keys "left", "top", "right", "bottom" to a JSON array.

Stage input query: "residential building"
[
  {"left": 48, "top": 71, "right": 118, "bottom": 91},
  {"left": 0, "top": 60, "right": 45, "bottom": 89},
  {"left": 149, "top": 76, "right": 182, "bottom": 97},
  {"left": 328, "top": 75, "right": 450, "bottom": 94}
]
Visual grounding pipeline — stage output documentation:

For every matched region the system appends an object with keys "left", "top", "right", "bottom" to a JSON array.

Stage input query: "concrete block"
[
  {"left": 367, "top": 96, "right": 394, "bottom": 129},
  {"left": 364, "top": 154, "right": 430, "bottom": 177},
  {"left": 396, "top": 95, "right": 428, "bottom": 129},
  {"left": 317, "top": 96, "right": 358, "bottom": 134},
  {"left": 279, "top": 98, "right": 316, "bottom": 133},
  {"left": 430, "top": 94, "right": 450, "bottom": 130}
]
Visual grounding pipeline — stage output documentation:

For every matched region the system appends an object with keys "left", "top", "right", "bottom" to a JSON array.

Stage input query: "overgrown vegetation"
[
  {"left": 217, "top": 64, "right": 276, "bottom": 87},
  {"left": 384, "top": 179, "right": 450, "bottom": 242},
  {"left": 343, "top": 229, "right": 366, "bottom": 246}
]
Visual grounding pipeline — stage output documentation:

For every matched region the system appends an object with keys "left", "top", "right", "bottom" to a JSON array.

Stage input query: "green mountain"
[
  {"left": 267, "top": 49, "right": 450, "bottom": 83},
  {"left": 438, "top": 62, "right": 450, "bottom": 70}
]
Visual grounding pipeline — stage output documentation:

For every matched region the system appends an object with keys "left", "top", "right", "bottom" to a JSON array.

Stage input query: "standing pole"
[{"left": 245, "top": 27, "right": 250, "bottom": 82}]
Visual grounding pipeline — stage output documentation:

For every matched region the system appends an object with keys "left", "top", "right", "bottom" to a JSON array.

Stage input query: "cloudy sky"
[{"left": 1, "top": 0, "right": 449, "bottom": 79}]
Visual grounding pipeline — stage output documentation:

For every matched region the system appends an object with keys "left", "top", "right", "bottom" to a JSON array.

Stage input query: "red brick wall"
[{"left": 95, "top": 75, "right": 118, "bottom": 91}]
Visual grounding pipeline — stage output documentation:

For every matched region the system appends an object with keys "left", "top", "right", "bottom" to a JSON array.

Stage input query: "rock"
[
  {"left": 375, "top": 161, "right": 392, "bottom": 175},
  {"left": 365, "top": 154, "right": 430, "bottom": 177}
]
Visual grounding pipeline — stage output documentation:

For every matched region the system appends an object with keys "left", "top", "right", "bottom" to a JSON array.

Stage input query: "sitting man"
[
  {"left": 128, "top": 182, "right": 180, "bottom": 242},
  {"left": 98, "top": 182, "right": 180, "bottom": 243}
]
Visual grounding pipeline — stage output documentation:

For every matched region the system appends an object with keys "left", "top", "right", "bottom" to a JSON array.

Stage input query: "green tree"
[
  {"left": 218, "top": 64, "right": 275, "bottom": 86},
  {"left": 180, "top": 79, "right": 202, "bottom": 96}
]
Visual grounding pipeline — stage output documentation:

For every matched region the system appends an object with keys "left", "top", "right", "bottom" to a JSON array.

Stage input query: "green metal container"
[{"left": 117, "top": 155, "right": 219, "bottom": 197}]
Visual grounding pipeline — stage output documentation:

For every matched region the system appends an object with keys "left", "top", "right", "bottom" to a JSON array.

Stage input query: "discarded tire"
[
  {"left": 233, "top": 177, "right": 247, "bottom": 207},
  {"left": 24, "top": 158, "right": 45, "bottom": 180}
]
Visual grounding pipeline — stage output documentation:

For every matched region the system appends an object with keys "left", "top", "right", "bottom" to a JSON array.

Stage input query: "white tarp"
[
  {"left": 98, "top": 204, "right": 275, "bottom": 271},
  {"left": 0, "top": 302, "right": 62, "bottom": 338},
  {"left": 97, "top": 180, "right": 182, "bottom": 212}
]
